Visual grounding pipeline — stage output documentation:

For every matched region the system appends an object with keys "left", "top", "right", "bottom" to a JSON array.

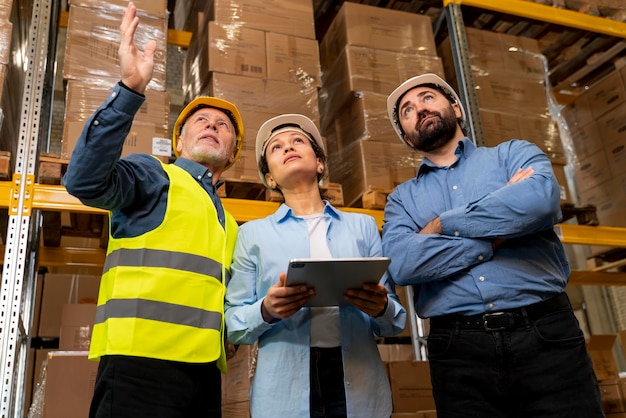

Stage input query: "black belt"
[{"left": 430, "top": 293, "right": 570, "bottom": 332}]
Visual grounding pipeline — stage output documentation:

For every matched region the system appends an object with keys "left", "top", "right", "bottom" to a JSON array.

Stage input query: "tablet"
[{"left": 285, "top": 257, "right": 391, "bottom": 307}]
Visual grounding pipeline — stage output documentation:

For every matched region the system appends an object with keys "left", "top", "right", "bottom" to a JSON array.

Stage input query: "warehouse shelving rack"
[{"left": 1, "top": 0, "right": 626, "bottom": 415}]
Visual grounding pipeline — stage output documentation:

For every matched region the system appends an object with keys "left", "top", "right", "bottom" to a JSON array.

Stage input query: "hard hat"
[
  {"left": 255, "top": 114, "right": 325, "bottom": 188},
  {"left": 172, "top": 96, "right": 245, "bottom": 170},
  {"left": 387, "top": 73, "right": 466, "bottom": 146}
]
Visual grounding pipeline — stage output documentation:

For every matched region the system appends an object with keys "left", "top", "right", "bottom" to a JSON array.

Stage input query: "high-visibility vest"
[{"left": 89, "top": 161, "right": 237, "bottom": 372}]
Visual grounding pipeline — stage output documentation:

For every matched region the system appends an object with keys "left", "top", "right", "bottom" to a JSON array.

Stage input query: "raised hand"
[{"left": 119, "top": 2, "right": 156, "bottom": 94}]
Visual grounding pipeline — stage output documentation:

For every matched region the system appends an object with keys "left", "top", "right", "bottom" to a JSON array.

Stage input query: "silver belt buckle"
[{"left": 483, "top": 311, "right": 508, "bottom": 331}]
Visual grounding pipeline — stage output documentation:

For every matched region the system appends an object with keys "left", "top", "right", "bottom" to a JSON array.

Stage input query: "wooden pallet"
[
  {"left": 0, "top": 151, "right": 11, "bottom": 180},
  {"left": 39, "top": 153, "right": 69, "bottom": 185},
  {"left": 349, "top": 187, "right": 393, "bottom": 210}
]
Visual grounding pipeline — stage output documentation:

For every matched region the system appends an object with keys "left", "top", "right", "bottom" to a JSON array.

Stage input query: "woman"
[{"left": 224, "top": 114, "right": 406, "bottom": 418}]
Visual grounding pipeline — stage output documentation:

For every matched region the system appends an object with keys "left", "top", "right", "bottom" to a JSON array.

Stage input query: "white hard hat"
[{"left": 255, "top": 114, "right": 325, "bottom": 189}]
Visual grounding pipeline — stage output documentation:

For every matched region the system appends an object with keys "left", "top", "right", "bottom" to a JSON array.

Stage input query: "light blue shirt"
[
  {"left": 225, "top": 202, "right": 406, "bottom": 418},
  {"left": 382, "top": 138, "right": 570, "bottom": 318}
]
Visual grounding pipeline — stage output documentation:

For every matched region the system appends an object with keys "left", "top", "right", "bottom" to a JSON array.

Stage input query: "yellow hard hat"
[{"left": 172, "top": 96, "right": 245, "bottom": 170}]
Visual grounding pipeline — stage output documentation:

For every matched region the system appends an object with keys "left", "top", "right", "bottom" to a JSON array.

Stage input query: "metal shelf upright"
[{"left": 0, "top": 0, "right": 59, "bottom": 415}]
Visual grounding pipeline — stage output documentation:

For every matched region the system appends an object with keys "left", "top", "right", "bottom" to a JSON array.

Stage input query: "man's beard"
[{"left": 404, "top": 106, "right": 458, "bottom": 153}]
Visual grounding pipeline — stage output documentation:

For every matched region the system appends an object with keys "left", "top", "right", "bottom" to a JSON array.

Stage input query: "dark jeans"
[
  {"left": 310, "top": 347, "right": 347, "bottom": 418},
  {"left": 427, "top": 304, "right": 604, "bottom": 418},
  {"left": 90, "top": 355, "right": 221, "bottom": 418}
]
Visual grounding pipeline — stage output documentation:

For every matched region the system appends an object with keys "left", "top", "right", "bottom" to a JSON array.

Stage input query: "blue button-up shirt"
[
  {"left": 382, "top": 138, "right": 569, "bottom": 318},
  {"left": 62, "top": 82, "right": 226, "bottom": 235},
  {"left": 225, "top": 202, "right": 406, "bottom": 418}
]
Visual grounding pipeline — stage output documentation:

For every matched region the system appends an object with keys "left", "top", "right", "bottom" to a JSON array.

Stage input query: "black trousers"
[
  {"left": 310, "top": 347, "right": 347, "bottom": 418},
  {"left": 90, "top": 355, "right": 221, "bottom": 418}
]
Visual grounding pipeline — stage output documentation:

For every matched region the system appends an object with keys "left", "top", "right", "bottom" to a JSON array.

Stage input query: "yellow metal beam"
[
  {"left": 2, "top": 181, "right": 626, "bottom": 247},
  {"left": 36, "top": 246, "right": 106, "bottom": 268},
  {"left": 443, "top": 0, "right": 626, "bottom": 39},
  {"left": 569, "top": 270, "right": 626, "bottom": 286},
  {"left": 555, "top": 224, "right": 626, "bottom": 248}
]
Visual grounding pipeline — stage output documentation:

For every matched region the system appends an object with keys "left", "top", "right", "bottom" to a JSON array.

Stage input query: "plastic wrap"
[{"left": 63, "top": 4, "right": 167, "bottom": 91}]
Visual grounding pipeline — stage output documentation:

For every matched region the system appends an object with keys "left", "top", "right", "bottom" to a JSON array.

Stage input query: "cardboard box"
[
  {"left": 378, "top": 344, "right": 415, "bottom": 363},
  {"left": 600, "top": 380, "right": 626, "bottom": 413},
  {"left": 320, "top": 45, "right": 444, "bottom": 124},
  {"left": 203, "top": 22, "right": 267, "bottom": 79},
  {"left": 59, "top": 303, "right": 97, "bottom": 350},
  {"left": 320, "top": 2, "right": 437, "bottom": 71},
  {"left": 561, "top": 91, "right": 594, "bottom": 130},
  {"left": 473, "top": 71, "right": 549, "bottom": 115},
  {"left": 329, "top": 91, "right": 393, "bottom": 147},
  {"left": 222, "top": 344, "right": 256, "bottom": 405},
  {"left": 580, "top": 175, "right": 626, "bottom": 230},
  {"left": 388, "top": 361, "right": 435, "bottom": 413},
  {"left": 438, "top": 27, "right": 544, "bottom": 83},
  {"left": 574, "top": 150, "right": 613, "bottom": 193},
  {"left": 604, "top": 136, "right": 626, "bottom": 178},
  {"left": 568, "top": 120, "right": 604, "bottom": 161},
  {"left": 0, "top": 21, "right": 11, "bottom": 65},
  {"left": 42, "top": 351, "right": 98, "bottom": 418},
  {"left": 0, "top": 0, "right": 12, "bottom": 21},
  {"left": 67, "top": 0, "right": 168, "bottom": 18},
  {"left": 208, "top": 72, "right": 320, "bottom": 126},
  {"left": 587, "top": 334, "right": 626, "bottom": 381},
  {"left": 587, "top": 70, "right": 626, "bottom": 120},
  {"left": 212, "top": 0, "right": 315, "bottom": 40},
  {"left": 328, "top": 139, "right": 422, "bottom": 206},
  {"left": 597, "top": 105, "right": 626, "bottom": 150},
  {"left": 62, "top": 80, "right": 171, "bottom": 161},
  {"left": 63, "top": 119, "right": 171, "bottom": 161},
  {"left": 266, "top": 32, "right": 321, "bottom": 87},
  {"left": 552, "top": 163, "right": 573, "bottom": 204},
  {"left": 63, "top": 5, "right": 167, "bottom": 91},
  {"left": 38, "top": 274, "right": 101, "bottom": 338},
  {"left": 222, "top": 401, "right": 250, "bottom": 418},
  {"left": 477, "top": 109, "right": 566, "bottom": 164}
]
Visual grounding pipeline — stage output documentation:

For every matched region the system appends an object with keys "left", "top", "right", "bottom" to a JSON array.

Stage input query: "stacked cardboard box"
[
  {"left": 587, "top": 333, "right": 626, "bottom": 417},
  {"left": 61, "top": 0, "right": 171, "bottom": 162},
  {"left": 181, "top": 0, "right": 321, "bottom": 183},
  {"left": 222, "top": 343, "right": 257, "bottom": 418},
  {"left": 318, "top": 3, "right": 439, "bottom": 205},
  {"left": 439, "top": 28, "right": 571, "bottom": 205},
  {"left": 561, "top": 65, "right": 626, "bottom": 254},
  {"left": 28, "top": 273, "right": 100, "bottom": 416},
  {"left": 0, "top": 0, "right": 12, "bottom": 146}
]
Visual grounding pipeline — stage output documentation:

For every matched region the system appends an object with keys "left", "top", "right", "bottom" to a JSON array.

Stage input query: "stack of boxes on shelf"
[
  {"left": 0, "top": 0, "right": 15, "bottom": 156},
  {"left": 438, "top": 27, "right": 572, "bottom": 206},
  {"left": 0, "top": 0, "right": 10, "bottom": 106},
  {"left": 586, "top": 332, "right": 626, "bottom": 417},
  {"left": 60, "top": 0, "right": 171, "bottom": 162},
  {"left": 179, "top": 0, "right": 322, "bottom": 183},
  {"left": 561, "top": 65, "right": 626, "bottom": 255},
  {"left": 318, "top": 2, "right": 441, "bottom": 206},
  {"left": 28, "top": 273, "right": 101, "bottom": 417}
]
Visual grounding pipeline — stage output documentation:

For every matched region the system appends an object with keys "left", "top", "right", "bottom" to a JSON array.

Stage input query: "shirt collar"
[
  {"left": 174, "top": 157, "right": 224, "bottom": 188},
  {"left": 274, "top": 200, "right": 342, "bottom": 223},
  {"left": 416, "top": 137, "right": 475, "bottom": 178}
]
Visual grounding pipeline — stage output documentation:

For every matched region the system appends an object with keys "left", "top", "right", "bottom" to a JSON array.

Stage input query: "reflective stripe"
[
  {"left": 103, "top": 248, "right": 224, "bottom": 279},
  {"left": 94, "top": 298, "right": 222, "bottom": 330}
]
